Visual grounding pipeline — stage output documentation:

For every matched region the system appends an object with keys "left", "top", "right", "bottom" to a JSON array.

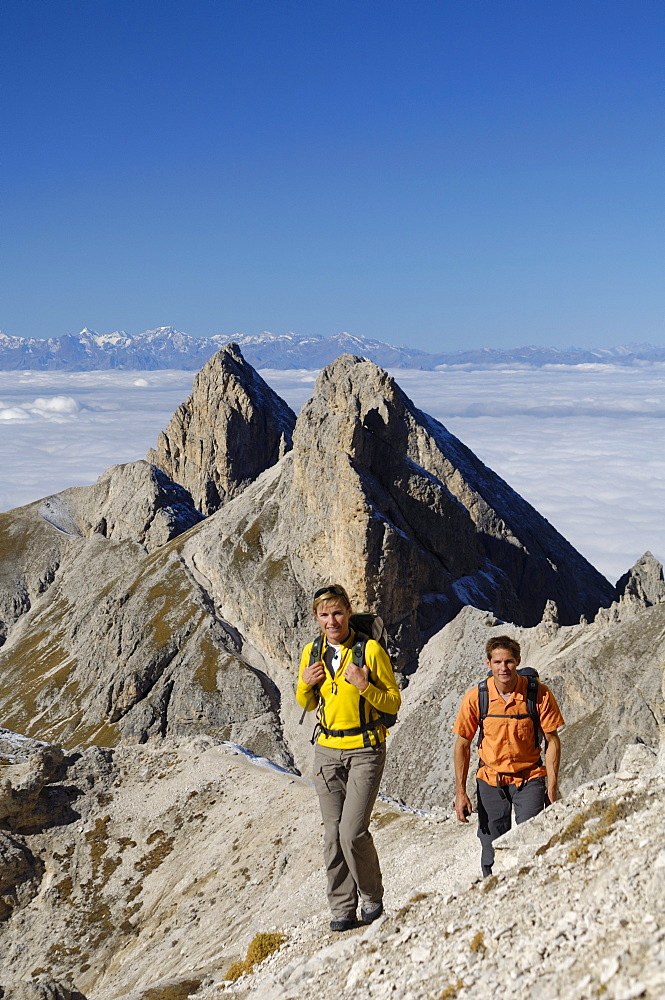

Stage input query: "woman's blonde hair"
[{"left": 312, "top": 584, "right": 352, "bottom": 615}]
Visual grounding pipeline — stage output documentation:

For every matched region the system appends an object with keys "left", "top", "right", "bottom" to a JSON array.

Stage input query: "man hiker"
[{"left": 453, "top": 635, "right": 564, "bottom": 876}]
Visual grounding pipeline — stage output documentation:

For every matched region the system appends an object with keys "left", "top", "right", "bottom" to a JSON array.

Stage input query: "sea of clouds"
[{"left": 0, "top": 365, "right": 663, "bottom": 584}]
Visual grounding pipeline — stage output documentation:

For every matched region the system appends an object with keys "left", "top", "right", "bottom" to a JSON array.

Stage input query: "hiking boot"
[
  {"left": 330, "top": 917, "right": 355, "bottom": 932},
  {"left": 482, "top": 865, "right": 493, "bottom": 878},
  {"left": 360, "top": 900, "right": 383, "bottom": 924}
]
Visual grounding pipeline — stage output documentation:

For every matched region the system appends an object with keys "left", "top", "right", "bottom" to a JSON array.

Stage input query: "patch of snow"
[{"left": 220, "top": 742, "right": 299, "bottom": 778}]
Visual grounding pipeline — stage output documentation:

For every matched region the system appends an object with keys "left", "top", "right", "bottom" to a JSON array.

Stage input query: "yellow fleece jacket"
[{"left": 296, "top": 630, "right": 401, "bottom": 749}]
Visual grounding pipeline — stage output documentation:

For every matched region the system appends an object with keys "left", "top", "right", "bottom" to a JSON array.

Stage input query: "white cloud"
[
  {"left": 28, "top": 395, "right": 80, "bottom": 414},
  {"left": 0, "top": 407, "right": 30, "bottom": 421},
  {"left": 0, "top": 365, "right": 662, "bottom": 585}
]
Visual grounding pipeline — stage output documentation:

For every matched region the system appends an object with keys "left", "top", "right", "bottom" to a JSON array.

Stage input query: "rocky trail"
[
  {"left": 213, "top": 746, "right": 665, "bottom": 1000},
  {"left": 2, "top": 728, "right": 663, "bottom": 1000},
  {"left": 0, "top": 730, "right": 478, "bottom": 1000}
]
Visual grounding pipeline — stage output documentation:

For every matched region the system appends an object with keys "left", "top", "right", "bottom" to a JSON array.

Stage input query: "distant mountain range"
[{"left": 0, "top": 326, "right": 663, "bottom": 371}]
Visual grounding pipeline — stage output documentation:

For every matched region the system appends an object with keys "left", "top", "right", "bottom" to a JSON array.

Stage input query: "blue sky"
[{"left": 1, "top": 0, "right": 663, "bottom": 352}]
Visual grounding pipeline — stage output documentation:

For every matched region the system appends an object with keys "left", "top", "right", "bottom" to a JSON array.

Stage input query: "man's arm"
[
  {"left": 543, "top": 730, "right": 560, "bottom": 803},
  {"left": 454, "top": 735, "right": 473, "bottom": 822}
]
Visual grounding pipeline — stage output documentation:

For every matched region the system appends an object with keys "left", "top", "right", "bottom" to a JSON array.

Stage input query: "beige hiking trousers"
[{"left": 313, "top": 742, "right": 386, "bottom": 919}]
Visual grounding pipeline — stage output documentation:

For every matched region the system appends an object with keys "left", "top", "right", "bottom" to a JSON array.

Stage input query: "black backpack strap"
[
  {"left": 309, "top": 635, "right": 324, "bottom": 666},
  {"left": 316, "top": 719, "right": 384, "bottom": 739},
  {"left": 351, "top": 631, "right": 369, "bottom": 669},
  {"left": 477, "top": 678, "right": 489, "bottom": 748},
  {"left": 298, "top": 636, "right": 324, "bottom": 726},
  {"left": 353, "top": 630, "right": 396, "bottom": 743},
  {"left": 351, "top": 632, "right": 373, "bottom": 746},
  {"left": 304, "top": 630, "right": 394, "bottom": 744},
  {"left": 526, "top": 675, "right": 542, "bottom": 748}
]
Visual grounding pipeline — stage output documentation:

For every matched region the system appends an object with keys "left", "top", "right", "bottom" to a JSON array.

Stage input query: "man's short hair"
[{"left": 485, "top": 636, "right": 521, "bottom": 661}]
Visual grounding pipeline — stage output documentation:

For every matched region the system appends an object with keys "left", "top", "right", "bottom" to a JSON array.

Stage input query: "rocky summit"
[
  {"left": 0, "top": 347, "right": 662, "bottom": 999},
  {"left": 615, "top": 550, "right": 665, "bottom": 606},
  {"left": 176, "top": 353, "right": 613, "bottom": 678},
  {"left": 0, "top": 348, "right": 627, "bottom": 770},
  {"left": 147, "top": 342, "right": 296, "bottom": 515}
]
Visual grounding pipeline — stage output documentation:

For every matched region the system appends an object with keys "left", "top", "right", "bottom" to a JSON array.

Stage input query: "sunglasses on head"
[{"left": 313, "top": 586, "right": 347, "bottom": 600}]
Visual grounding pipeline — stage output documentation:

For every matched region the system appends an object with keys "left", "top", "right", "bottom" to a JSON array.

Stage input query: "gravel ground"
[{"left": 209, "top": 750, "right": 665, "bottom": 1000}]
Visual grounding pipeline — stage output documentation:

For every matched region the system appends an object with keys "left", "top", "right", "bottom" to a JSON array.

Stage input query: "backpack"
[
  {"left": 476, "top": 666, "right": 542, "bottom": 752},
  {"left": 300, "top": 613, "right": 398, "bottom": 735}
]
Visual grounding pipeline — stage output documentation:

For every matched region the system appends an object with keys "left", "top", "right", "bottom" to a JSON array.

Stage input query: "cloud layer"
[{"left": 0, "top": 366, "right": 662, "bottom": 584}]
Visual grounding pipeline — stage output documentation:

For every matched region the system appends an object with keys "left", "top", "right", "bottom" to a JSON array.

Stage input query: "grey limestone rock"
[
  {"left": 0, "top": 739, "right": 326, "bottom": 998},
  {"left": 0, "top": 832, "right": 43, "bottom": 922},
  {"left": 0, "top": 533, "right": 292, "bottom": 766},
  {"left": 0, "top": 740, "right": 65, "bottom": 824},
  {"left": 0, "top": 504, "right": 63, "bottom": 648},
  {"left": 42, "top": 461, "right": 203, "bottom": 553},
  {"left": 180, "top": 353, "right": 614, "bottom": 677},
  {"left": 147, "top": 342, "right": 296, "bottom": 515},
  {"left": 0, "top": 462, "right": 202, "bottom": 651},
  {"left": 616, "top": 550, "right": 665, "bottom": 606},
  {"left": 0, "top": 982, "right": 85, "bottom": 1000}
]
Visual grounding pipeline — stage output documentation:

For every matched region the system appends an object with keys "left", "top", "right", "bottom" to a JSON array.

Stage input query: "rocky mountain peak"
[
  {"left": 181, "top": 353, "right": 614, "bottom": 681},
  {"left": 147, "top": 342, "right": 296, "bottom": 515},
  {"left": 616, "top": 550, "right": 665, "bottom": 606},
  {"left": 42, "top": 461, "right": 204, "bottom": 552},
  {"left": 293, "top": 353, "right": 413, "bottom": 457},
  {"left": 290, "top": 353, "right": 612, "bottom": 631}
]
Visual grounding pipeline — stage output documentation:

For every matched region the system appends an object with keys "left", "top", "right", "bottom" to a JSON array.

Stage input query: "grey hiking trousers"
[
  {"left": 477, "top": 775, "right": 547, "bottom": 874},
  {"left": 313, "top": 742, "right": 386, "bottom": 919}
]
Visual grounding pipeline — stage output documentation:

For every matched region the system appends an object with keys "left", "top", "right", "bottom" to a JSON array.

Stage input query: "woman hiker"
[{"left": 296, "top": 584, "right": 401, "bottom": 931}]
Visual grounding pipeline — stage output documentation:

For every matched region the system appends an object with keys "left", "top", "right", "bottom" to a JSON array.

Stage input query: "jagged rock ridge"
[
  {"left": 615, "top": 549, "right": 665, "bottom": 606},
  {"left": 147, "top": 343, "right": 296, "bottom": 515},
  {"left": 41, "top": 461, "right": 203, "bottom": 552},
  {"left": 179, "top": 353, "right": 613, "bottom": 678},
  {"left": 0, "top": 460, "right": 202, "bottom": 647},
  {"left": 0, "top": 350, "right": 619, "bottom": 769}
]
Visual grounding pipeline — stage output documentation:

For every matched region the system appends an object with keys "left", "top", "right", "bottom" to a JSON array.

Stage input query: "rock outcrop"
[
  {"left": 0, "top": 981, "right": 86, "bottom": 1000},
  {"left": 0, "top": 505, "right": 63, "bottom": 647},
  {"left": 0, "top": 463, "right": 202, "bottom": 648},
  {"left": 0, "top": 528, "right": 291, "bottom": 762},
  {"left": 0, "top": 731, "right": 65, "bottom": 825},
  {"left": 616, "top": 550, "right": 665, "bottom": 606},
  {"left": 179, "top": 354, "right": 614, "bottom": 677},
  {"left": 147, "top": 343, "right": 296, "bottom": 515},
  {"left": 41, "top": 462, "right": 203, "bottom": 553}
]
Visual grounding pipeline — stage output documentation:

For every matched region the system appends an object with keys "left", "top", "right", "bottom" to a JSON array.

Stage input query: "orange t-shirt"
[{"left": 453, "top": 674, "right": 564, "bottom": 786}]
